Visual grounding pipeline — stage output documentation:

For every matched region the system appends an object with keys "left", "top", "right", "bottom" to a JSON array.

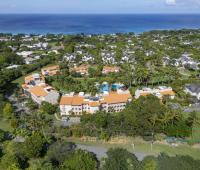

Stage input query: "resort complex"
[
  {"left": 21, "top": 67, "right": 133, "bottom": 115},
  {"left": 60, "top": 90, "right": 132, "bottom": 115},
  {"left": 21, "top": 65, "right": 177, "bottom": 117},
  {"left": 1, "top": 30, "right": 200, "bottom": 169}
]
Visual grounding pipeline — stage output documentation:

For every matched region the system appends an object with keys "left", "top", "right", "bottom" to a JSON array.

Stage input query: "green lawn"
[
  {"left": 67, "top": 137, "right": 200, "bottom": 160},
  {"left": 178, "top": 67, "right": 192, "bottom": 79},
  {"left": 12, "top": 75, "right": 26, "bottom": 86},
  {"left": 0, "top": 119, "right": 13, "bottom": 132}
]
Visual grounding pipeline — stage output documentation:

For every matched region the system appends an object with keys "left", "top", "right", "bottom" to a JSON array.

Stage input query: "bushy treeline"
[
  {"left": 102, "top": 148, "right": 200, "bottom": 170},
  {"left": 0, "top": 130, "right": 199, "bottom": 170},
  {"left": 0, "top": 56, "right": 55, "bottom": 93},
  {"left": 77, "top": 95, "right": 197, "bottom": 140}
]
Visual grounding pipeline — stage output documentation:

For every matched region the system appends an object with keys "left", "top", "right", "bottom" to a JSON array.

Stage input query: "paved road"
[{"left": 77, "top": 144, "right": 154, "bottom": 161}]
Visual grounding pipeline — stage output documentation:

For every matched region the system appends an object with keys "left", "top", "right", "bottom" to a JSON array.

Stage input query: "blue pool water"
[
  {"left": 112, "top": 84, "right": 123, "bottom": 90},
  {"left": 100, "top": 84, "right": 109, "bottom": 93},
  {"left": 100, "top": 83, "right": 123, "bottom": 93}
]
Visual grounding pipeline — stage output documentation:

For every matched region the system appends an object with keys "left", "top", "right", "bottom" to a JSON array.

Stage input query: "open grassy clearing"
[
  {"left": 0, "top": 119, "right": 13, "bottom": 132},
  {"left": 67, "top": 137, "right": 200, "bottom": 160}
]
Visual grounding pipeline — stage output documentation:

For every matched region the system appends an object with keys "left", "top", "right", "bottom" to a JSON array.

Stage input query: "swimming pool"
[
  {"left": 100, "top": 83, "right": 124, "bottom": 93},
  {"left": 100, "top": 83, "right": 109, "bottom": 93}
]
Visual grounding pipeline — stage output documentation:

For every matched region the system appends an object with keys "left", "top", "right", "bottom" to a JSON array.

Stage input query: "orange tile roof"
[
  {"left": 60, "top": 95, "right": 84, "bottom": 106},
  {"left": 22, "top": 84, "right": 28, "bottom": 89},
  {"left": 140, "top": 91, "right": 151, "bottom": 96},
  {"left": 25, "top": 75, "right": 34, "bottom": 82},
  {"left": 60, "top": 96, "right": 73, "bottom": 105},
  {"left": 89, "top": 101, "right": 100, "bottom": 107},
  {"left": 72, "top": 96, "right": 84, "bottom": 105},
  {"left": 103, "top": 66, "right": 120, "bottom": 72},
  {"left": 42, "top": 65, "right": 60, "bottom": 71},
  {"left": 72, "top": 65, "right": 89, "bottom": 73},
  {"left": 41, "top": 65, "right": 60, "bottom": 76},
  {"left": 160, "top": 90, "right": 175, "bottom": 96},
  {"left": 60, "top": 92, "right": 132, "bottom": 106},
  {"left": 29, "top": 86, "right": 48, "bottom": 97},
  {"left": 102, "top": 92, "right": 132, "bottom": 104}
]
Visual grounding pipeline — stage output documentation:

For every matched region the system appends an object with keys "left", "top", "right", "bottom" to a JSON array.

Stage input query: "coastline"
[{"left": 0, "top": 14, "right": 200, "bottom": 35}]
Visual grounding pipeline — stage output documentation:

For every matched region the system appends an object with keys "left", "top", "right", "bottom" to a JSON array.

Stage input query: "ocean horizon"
[{"left": 0, "top": 14, "right": 200, "bottom": 35}]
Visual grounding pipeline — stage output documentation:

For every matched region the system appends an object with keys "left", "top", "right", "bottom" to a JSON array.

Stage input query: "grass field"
[
  {"left": 67, "top": 137, "right": 200, "bottom": 160},
  {"left": 12, "top": 75, "right": 27, "bottom": 86},
  {"left": 178, "top": 67, "right": 192, "bottom": 78},
  {"left": 0, "top": 119, "right": 13, "bottom": 132}
]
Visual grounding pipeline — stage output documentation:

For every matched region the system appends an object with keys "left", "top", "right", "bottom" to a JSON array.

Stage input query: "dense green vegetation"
[
  {"left": 77, "top": 95, "right": 198, "bottom": 140},
  {"left": 0, "top": 30, "right": 200, "bottom": 169}
]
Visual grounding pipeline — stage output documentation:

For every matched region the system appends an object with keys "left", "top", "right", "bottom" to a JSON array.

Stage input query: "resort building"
[
  {"left": 41, "top": 65, "right": 60, "bottom": 76},
  {"left": 23, "top": 84, "right": 59, "bottom": 105},
  {"left": 60, "top": 90, "right": 132, "bottom": 116},
  {"left": 71, "top": 65, "right": 89, "bottom": 75},
  {"left": 22, "top": 73, "right": 59, "bottom": 105},
  {"left": 135, "top": 86, "right": 175, "bottom": 100},
  {"left": 100, "top": 90, "right": 132, "bottom": 112},
  {"left": 102, "top": 66, "right": 120, "bottom": 74}
]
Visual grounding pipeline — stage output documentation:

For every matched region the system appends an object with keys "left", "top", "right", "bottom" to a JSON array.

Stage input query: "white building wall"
[
  {"left": 89, "top": 106, "right": 100, "bottom": 114},
  {"left": 60, "top": 105, "right": 73, "bottom": 116}
]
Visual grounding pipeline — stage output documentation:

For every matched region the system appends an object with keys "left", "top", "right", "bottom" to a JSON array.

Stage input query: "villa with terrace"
[
  {"left": 22, "top": 73, "right": 59, "bottom": 105},
  {"left": 41, "top": 65, "right": 60, "bottom": 76},
  {"left": 102, "top": 66, "right": 120, "bottom": 74},
  {"left": 71, "top": 65, "right": 89, "bottom": 75},
  {"left": 135, "top": 86, "right": 175, "bottom": 100}
]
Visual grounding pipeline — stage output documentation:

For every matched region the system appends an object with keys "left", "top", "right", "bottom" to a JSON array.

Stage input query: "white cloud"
[{"left": 166, "top": 0, "right": 176, "bottom": 5}]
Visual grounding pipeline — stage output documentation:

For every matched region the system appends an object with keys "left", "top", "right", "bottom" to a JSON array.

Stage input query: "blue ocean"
[{"left": 0, "top": 14, "right": 200, "bottom": 34}]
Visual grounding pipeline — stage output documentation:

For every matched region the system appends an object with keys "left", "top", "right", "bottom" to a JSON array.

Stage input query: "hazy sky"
[{"left": 0, "top": 0, "right": 200, "bottom": 14}]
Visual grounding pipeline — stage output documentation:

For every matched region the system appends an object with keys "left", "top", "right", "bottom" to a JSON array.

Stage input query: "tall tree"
[
  {"left": 3, "top": 102, "right": 13, "bottom": 119},
  {"left": 61, "top": 150, "right": 98, "bottom": 170},
  {"left": 102, "top": 148, "right": 141, "bottom": 170}
]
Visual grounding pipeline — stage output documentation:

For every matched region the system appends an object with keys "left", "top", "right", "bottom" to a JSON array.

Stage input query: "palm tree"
[
  {"left": 135, "top": 66, "right": 149, "bottom": 85},
  {"left": 158, "top": 111, "right": 173, "bottom": 130},
  {"left": 187, "top": 112, "right": 200, "bottom": 139},
  {"left": 188, "top": 112, "right": 200, "bottom": 125},
  {"left": 149, "top": 114, "right": 159, "bottom": 128},
  {"left": 168, "top": 111, "right": 182, "bottom": 126}
]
